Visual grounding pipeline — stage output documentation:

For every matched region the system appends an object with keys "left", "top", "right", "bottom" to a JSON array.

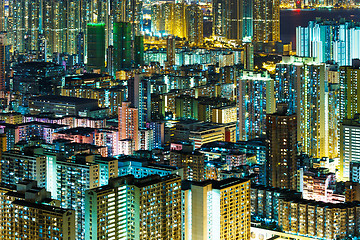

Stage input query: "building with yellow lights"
[
  {"left": 276, "top": 56, "right": 339, "bottom": 159},
  {"left": 212, "top": 106, "right": 237, "bottom": 124},
  {"left": 182, "top": 178, "right": 251, "bottom": 240},
  {"left": 151, "top": 2, "right": 203, "bottom": 45},
  {"left": 0, "top": 180, "right": 75, "bottom": 240},
  {"left": 253, "top": 0, "right": 280, "bottom": 42},
  {"left": 85, "top": 174, "right": 182, "bottom": 240},
  {"left": 278, "top": 198, "right": 360, "bottom": 239}
]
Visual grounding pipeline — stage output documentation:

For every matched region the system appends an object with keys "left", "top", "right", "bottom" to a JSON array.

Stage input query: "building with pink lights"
[{"left": 298, "top": 168, "right": 345, "bottom": 203}]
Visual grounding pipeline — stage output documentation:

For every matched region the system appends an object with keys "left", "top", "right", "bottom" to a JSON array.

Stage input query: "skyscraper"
[
  {"left": 299, "top": 63, "right": 329, "bottom": 158},
  {"left": 253, "top": 0, "right": 280, "bottom": 42},
  {"left": 0, "top": 33, "right": 5, "bottom": 92},
  {"left": 212, "top": 0, "right": 253, "bottom": 41},
  {"left": 88, "top": 0, "right": 110, "bottom": 47},
  {"left": 10, "top": 0, "right": 42, "bottom": 53},
  {"left": 118, "top": 102, "right": 139, "bottom": 150},
  {"left": 0, "top": 180, "right": 76, "bottom": 239},
  {"left": 151, "top": 2, "right": 202, "bottom": 44},
  {"left": 173, "top": 3, "right": 187, "bottom": 38},
  {"left": 183, "top": 178, "right": 251, "bottom": 239},
  {"left": 266, "top": 106, "right": 297, "bottom": 190},
  {"left": 186, "top": 4, "right": 203, "bottom": 46},
  {"left": 128, "top": 74, "right": 151, "bottom": 128},
  {"left": 134, "top": 35, "right": 144, "bottom": 68},
  {"left": 113, "top": 22, "right": 131, "bottom": 71},
  {"left": 228, "top": 0, "right": 252, "bottom": 40},
  {"left": 296, "top": 20, "right": 360, "bottom": 66},
  {"left": 275, "top": 56, "right": 304, "bottom": 115},
  {"left": 339, "top": 60, "right": 360, "bottom": 121},
  {"left": 42, "top": 0, "right": 81, "bottom": 56},
  {"left": 0, "top": 148, "right": 47, "bottom": 188},
  {"left": 55, "top": 157, "right": 100, "bottom": 240},
  {"left": 85, "top": 174, "right": 182, "bottom": 240},
  {"left": 87, "top": 23, "right": 106, "bottom": 71},
  {"left": 276, "top": 56, "right": 338, "bottom": 159},
  {"left": 237, "top": 70, "right": 275, "bottom": 141},
  {"left": 77, "top": 32, "right": 85, "bottom": 66},
  {"left": 166, "top": 35, "right": 176, "bottom": 67},
  {"left": 340, "top": 115, "right": 360, "bottom": 181}
]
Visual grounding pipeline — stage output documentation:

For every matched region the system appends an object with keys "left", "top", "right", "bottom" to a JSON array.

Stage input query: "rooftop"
[
  {"left": 12, "top": 200, "right": 71, "bottom": 214},
  {"left": 184, "top": 177, "right": 250, "bottom": 190},
  {"left": 14, "top": 61, "right": 63, "bottom": 69},
  {"left": 31, "top": 95, "right": 98, "bottom": 105},
  {"left": 65, "top": 73, "right": 111, "bottom": 81}
]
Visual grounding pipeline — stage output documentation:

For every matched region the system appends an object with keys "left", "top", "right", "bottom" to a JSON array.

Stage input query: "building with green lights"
[
  {"left": 87, "top": 23, "right": 105, "bottom": 71},
  {"left": 113, "top": 22, "right": 131, "bottom": 71},
  {"left": 134, "top": 35, "right": 144, "bottom": 68}
]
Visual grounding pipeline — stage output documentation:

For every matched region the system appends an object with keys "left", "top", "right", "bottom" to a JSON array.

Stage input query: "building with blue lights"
[
  {"left": 237, "top": 70, "right": 275, "bottom": 141},
  {"left": 296, "top": 19, "right": 360, "bottom": 66}
]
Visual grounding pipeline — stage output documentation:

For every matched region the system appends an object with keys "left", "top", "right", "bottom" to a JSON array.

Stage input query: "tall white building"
[
  {"left": 182, "top": 178, "right": 251, "bottom": 240},
  {"left": 340, "top": 115, "right": 360, "bottom": 181},
  {"left": 296, "top": 19, "right": 360, "bottom": 66}
]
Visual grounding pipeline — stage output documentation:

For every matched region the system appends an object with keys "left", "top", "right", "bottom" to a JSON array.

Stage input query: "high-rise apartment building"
[
  {"left": 278, "top": 198, "right": 360, "bottom": 239},
  {"left": 299, "top": 63, "right": 329, "bottom": 158},
  {"left": 0, "top": 148, "right": 47, "bottom": 188},
  {"left": 5, "top": 0, "right": 143, "bottom": 61},
  {"left": 87, "top": 23, "right": 106, "bottom": 71},
  {"left": 175, "top": 95, "right": 199, "bottom": 120},
  {"left": 152, "top": 3, "right": 176, "bottom": 36},
  {"left": 85, "top": 174, "right": 182, "bottom": 240},
  {"left": 252, "top": 182, "right": 360, "bottom": 238},
  {"left": 274, "top": 56, "right": 306, "bottom": 115},
  {"left": 166, "top": 35, "right": 176, "bottom": 67},
  {"left": 77, "top": 31, "right": 85, "bottom": 65},
  {"left": 54, "top": 157, "right": 100, "bottom": 240},
  {"left": 134, "top": 35, "right": 144, "bottom": 67},
  {"left": 266, "top": 106, "right": 297, "bottom": 190},
  {"left": 297, "top": 20, "right": 360, "bottom": 66},
  {"left": 151, "top": 3, "right": 202, "bottom": 45},
  {"left": 251, "top": 185, "right": 301, "bottom": 225},
  {"left": 328, "top": 71, "right": 340, "bottom": 159},
  {"left": 297, "top": 168, "right": 344, "bottom": 203},
  {"left": 118, "top": 102, "right": 139, "bottom": 150},
  {"left": 0, "top": 33, "right": 5, "bottom": 92},
  {"left": 183, "top": 178, "right": 251, "bottom": 240},
  {"left": 42, "top": 0, "right": 82, "bottom": 57},
  {"left": 244, "top": 43, "right": 254, "bottom": 70},
  {"left": 253, "top": 0, "right": 280, "bottom": 42},
  {"left": 173, "top": 3, "right": 187, "bottom": 38},
  {"left": 340, "top": 60, "right": 360, "bottom": 121},
  {"left": 113, "top": 22, "right": 132, "bottom": 71},
  {"left": 276, "top": 56, "right": 339, "bottom": 159},
  {"left": 186, "top": 5, "right": 203, "bottom": 46},
  {"left": 128, "top": 75, "right": 151, "bottom": 128},
  {"left": 237, "top": 70, "right": 275, "bottom": 141},
  {"left": 170, "top": 150, "right": 205, "bottom": 181},
  {"left": 340, "top": 115, "right": 360, "bottom": 181},
  {"left": 9, "top": 0, "right": 42, "bottom": 53},
  {"left": 0, "top": 1, "right": 5, "bottom": 32},
  {"left": 0, "top": 180, "right": 76, "bottom": 240},
  {"left": 212, "top": 0, "right": 253, "bottom": 41}
]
